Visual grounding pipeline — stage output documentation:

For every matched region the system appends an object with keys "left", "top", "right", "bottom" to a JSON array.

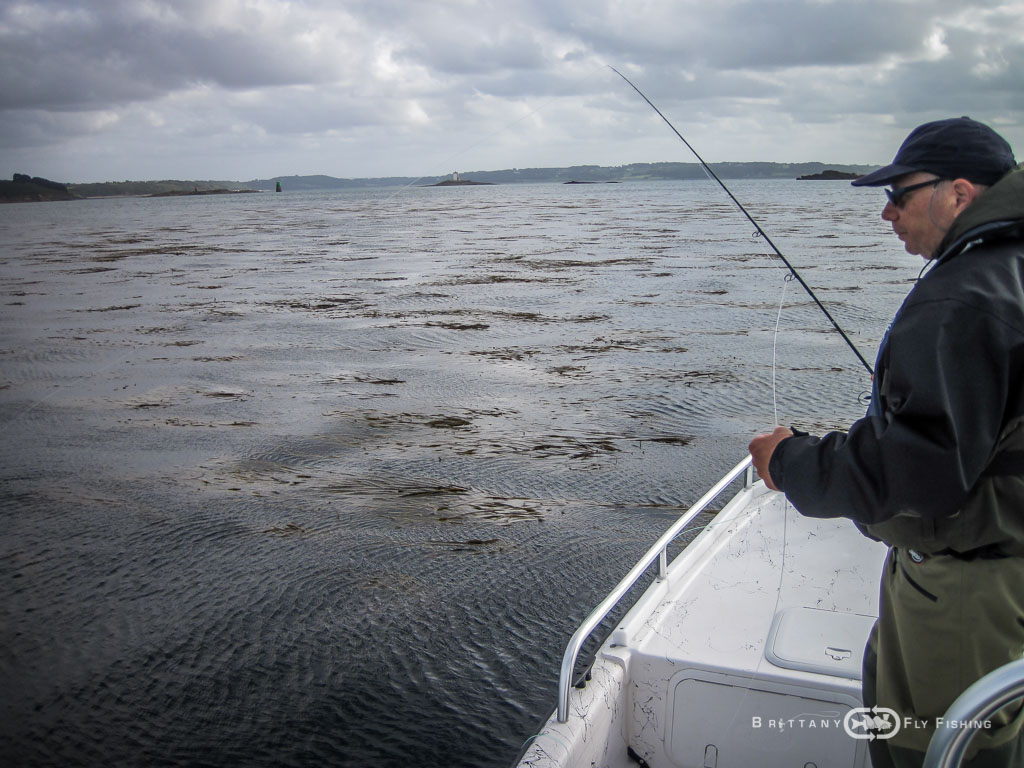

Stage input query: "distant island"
[{"left": 797, "top": 170, "right": 862, "bottom": 181}]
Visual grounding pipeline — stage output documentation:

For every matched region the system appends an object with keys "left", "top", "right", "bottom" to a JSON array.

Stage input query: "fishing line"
[
  {"left": 772, "top": 273, "right": 795, "bottom": 426},
  {"left": 607, "top": 67, "right": 808, "bottom": 741},
  {"left": 607, "top": 65, "right": 874, "bottom": 378}
]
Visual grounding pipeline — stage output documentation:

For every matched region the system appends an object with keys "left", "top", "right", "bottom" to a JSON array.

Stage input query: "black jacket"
[{"left": 770, "top": 169, "right": 1024, "bottom": 552}]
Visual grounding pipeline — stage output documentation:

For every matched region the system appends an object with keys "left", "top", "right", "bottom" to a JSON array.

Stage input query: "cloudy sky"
[{"left": 2, "top": 0, "right": 1022, "bottom": 183}]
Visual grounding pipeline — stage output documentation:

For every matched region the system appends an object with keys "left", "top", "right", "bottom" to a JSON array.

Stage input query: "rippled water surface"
[{"left": 1, "top": 181, "right": 919, "bottom": 766}]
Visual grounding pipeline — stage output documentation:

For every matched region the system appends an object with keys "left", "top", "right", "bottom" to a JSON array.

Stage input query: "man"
[{"left": 749, "top": 117, "right": 1024, "bottom": 768}]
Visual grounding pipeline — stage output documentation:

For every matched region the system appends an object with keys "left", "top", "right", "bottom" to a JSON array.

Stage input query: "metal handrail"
[
  {"left": 556, "top": 455, "right": 755, "bottom": 723},
  {"left": 923, "top": 658, "right": 1024, "bottom": 768}
]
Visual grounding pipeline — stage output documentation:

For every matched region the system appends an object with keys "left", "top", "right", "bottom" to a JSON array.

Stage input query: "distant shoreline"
[{"left": 6, "top": 161, "right": 879, "bottom": 202}]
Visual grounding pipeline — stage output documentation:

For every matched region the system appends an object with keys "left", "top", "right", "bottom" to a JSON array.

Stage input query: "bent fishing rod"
[{"left": 609, "top": 66, "right": 874, "bottom": 377}]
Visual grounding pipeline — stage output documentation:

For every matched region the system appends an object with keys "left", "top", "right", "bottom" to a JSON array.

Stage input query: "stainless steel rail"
[
  {"left": 556, "top": 455, "right": 755, "bottom": 723},
  {"left": 923, "top": 657, "right": 1024, "bottom": 768}
]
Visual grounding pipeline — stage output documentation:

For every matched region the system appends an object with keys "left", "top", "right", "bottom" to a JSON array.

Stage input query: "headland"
[{"left": 0, "top": 174, "right": 78, "bottom": 203}]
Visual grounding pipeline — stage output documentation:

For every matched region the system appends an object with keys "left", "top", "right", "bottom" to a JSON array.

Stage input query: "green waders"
[{"left": 862, "top": 547, "right": 1024, "bottom": 767}]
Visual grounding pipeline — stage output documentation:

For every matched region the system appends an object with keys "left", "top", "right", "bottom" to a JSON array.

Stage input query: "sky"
[{"left": 1, "top": 0, "right": 1023, "bottom": 184}]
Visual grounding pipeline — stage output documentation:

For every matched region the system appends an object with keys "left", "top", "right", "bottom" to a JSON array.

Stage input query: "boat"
[{"left": 516, "top": 456, "right": 1024, "bottom": 768}]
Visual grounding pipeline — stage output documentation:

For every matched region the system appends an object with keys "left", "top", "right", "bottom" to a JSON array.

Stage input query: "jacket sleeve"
[{"left": 770, "top": 294, "right": 1014, "bottom": 524}]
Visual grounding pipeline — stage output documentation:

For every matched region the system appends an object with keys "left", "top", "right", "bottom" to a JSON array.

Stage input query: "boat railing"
[
  {"left": 923, "top": 657, "right": 1024, "bottom": 768},
  {"left": 556, "top": 455, "right": 755, "bottom": 723}
]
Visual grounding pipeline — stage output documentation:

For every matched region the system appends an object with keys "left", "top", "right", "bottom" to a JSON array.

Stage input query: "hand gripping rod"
[{"left": 609, "top": 66, "right": 874, "bottom": 377}]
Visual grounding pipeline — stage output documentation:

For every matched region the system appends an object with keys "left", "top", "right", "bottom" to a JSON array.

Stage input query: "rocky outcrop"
[
  {"left": 428, "top": 179, "right": 494, "bottom": 186},
  {"left": 797, "top": 170, "right": 862, "bottom": 181},
  {"left": 147, "top": 188, "right": 261, "bottom": 197}
]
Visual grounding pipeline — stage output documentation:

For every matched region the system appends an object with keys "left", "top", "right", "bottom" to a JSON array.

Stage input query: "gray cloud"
[
  {"left": 1, "top": 0, "right": 1020, "bottom": 182},
  {"left": 553, "top": 2, "right": 915, "bottom": 70},
  {"left": 0, "top": 0, "right": 354, "bottom": 110}
]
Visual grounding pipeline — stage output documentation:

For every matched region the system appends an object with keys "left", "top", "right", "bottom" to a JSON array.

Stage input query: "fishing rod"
[{"left": 608, "top": 66, "right": 874, "bottom": 377}]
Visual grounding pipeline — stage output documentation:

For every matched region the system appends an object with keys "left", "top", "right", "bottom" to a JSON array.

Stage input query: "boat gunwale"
[{"left": 555, "top": 455, "right": 755, "bottom": 723}]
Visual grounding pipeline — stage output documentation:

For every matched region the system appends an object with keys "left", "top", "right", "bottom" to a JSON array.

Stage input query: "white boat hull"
[{"left": 519, "top": 481, "right": 889, "bottom": 768}]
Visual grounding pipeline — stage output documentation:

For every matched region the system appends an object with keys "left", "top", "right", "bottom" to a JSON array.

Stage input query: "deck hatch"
[
  {"left": 765, "top": 607, "right": 875, "bottom": 679},
  {"left": 665, "top": 670, "right": 866, "bottom": 768}
]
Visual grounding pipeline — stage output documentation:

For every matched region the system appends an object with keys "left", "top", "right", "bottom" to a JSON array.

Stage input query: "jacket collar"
[{"left": 934, "top": 167, "right": 1024, "bottom": 264}]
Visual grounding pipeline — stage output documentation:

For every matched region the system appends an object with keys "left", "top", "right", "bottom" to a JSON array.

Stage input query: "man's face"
[{"left": 881, "top": 172, "right": 953, "bottom": 259}]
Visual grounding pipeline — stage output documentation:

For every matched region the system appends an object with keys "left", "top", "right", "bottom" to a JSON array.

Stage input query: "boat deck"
[{"left": 520, "top": 483, "right": 889, "bottom": 768}]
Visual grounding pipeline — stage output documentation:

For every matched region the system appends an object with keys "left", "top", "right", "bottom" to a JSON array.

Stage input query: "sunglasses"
[{"left": 885, "top": 178, "right": 943, "bottom": 208}]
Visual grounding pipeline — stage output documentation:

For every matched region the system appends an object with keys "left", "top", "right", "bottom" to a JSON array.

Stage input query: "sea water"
[{"left": 0, "top": 180, "right": 917, "bottom": 767}]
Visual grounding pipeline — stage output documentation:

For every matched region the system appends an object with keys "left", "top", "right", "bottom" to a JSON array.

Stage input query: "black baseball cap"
[{"left": 852, "top": 116, "right": 1016, "bottom": 187}]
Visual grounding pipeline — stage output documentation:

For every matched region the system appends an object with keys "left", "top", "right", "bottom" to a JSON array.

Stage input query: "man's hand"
[{"left": 748, "top": 426, "right": 794, "bottom": 491}]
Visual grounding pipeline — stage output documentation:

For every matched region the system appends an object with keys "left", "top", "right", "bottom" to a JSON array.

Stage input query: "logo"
[{"left": 843, "top": 707, "right": 901, "bottom": 740}]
